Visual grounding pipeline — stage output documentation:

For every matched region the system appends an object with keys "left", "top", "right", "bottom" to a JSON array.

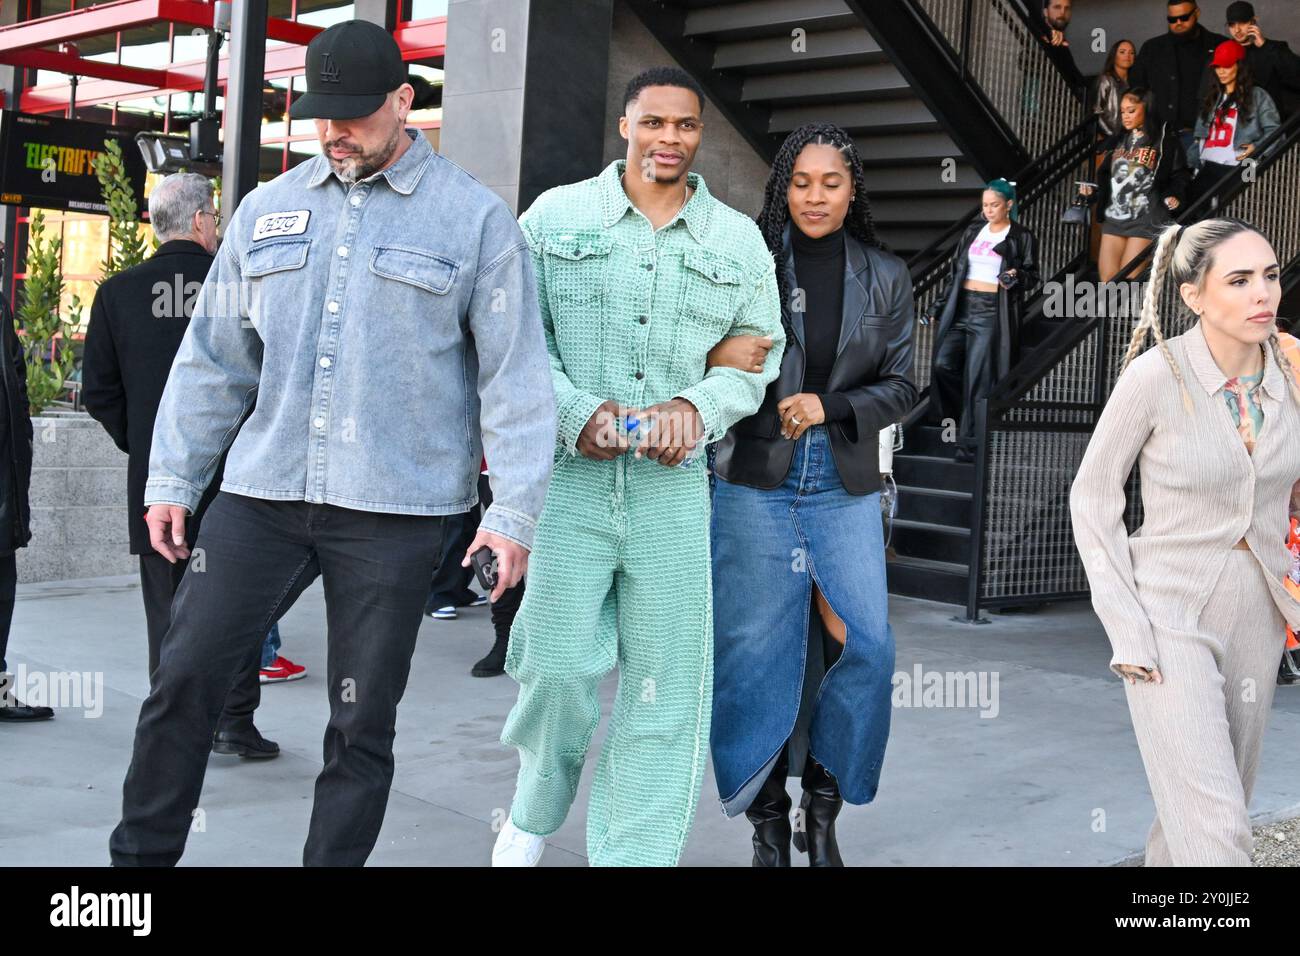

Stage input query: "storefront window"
[
  {"left": 403, "top": 0, "right": 448, "bottom": 21},
  {"left": 171, "top": 26, "right": 209, "bottom": 63},
  {"left": 407, "top": 61, "right": 443, "bottom": 126},
  {"left": 296, "top": 0, "right": 355, "bottom": 28},
  {"left": 118, "top": 23, "right": 172, "bottom": 69}
]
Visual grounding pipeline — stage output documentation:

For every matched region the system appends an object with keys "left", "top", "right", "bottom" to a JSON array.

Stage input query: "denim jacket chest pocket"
[
  {"left": 543, "top": 235, "right": 613, "bottom": 305},
  {"left": 243, "top": 238, "right": 311, "bottom": 327},
  {"left": 369, "top": 244, "right": 459, "bottom": 296},
  {"left": 680, "top": 249, "right": 743, "bottom": 332}
]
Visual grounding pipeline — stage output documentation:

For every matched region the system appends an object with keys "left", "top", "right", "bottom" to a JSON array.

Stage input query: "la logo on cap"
[{"left": 320, "top": 51, "right": 342, "bottom": 83}]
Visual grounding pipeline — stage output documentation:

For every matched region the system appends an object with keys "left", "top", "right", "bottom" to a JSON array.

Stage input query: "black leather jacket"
[
  {"left": 713, "top": 227, "right": 918, "bottom": 496},
  {"left": 929, "top": 219, "right": 1040, "bottom": 385}
]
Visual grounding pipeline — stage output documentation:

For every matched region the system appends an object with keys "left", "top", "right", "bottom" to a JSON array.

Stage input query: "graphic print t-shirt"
[
  {"left": 1105, "top": 131, "right": 1161, "bottom": 223},
  {"left": 1200, "top": 97, "right": 1241, "bottom": 166}
]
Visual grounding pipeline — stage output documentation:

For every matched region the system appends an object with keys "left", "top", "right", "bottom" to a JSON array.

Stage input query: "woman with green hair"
[{"left": 927, "top": 178, "right": 1040, "bottom": 462}]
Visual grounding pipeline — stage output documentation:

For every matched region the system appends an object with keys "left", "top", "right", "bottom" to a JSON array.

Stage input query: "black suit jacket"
[
  {"left": 713, "top": 228, "right": 918, "bottom": 496},
  {"left": 1130, "top": 24, "right": 1229, "bottom": 130},
  {"left": 81, "top": 240, "right": 225, "bottom": 555},
  {"left": 0, "top": 291, "right": 32, "bottom": 555}
]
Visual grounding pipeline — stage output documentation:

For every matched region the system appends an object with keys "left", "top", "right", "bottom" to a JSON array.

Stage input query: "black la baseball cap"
[{"left": 289, "top": 19, "right": 407, "bottom": 120}]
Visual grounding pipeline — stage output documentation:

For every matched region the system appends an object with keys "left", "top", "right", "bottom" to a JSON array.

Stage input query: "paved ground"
[{"left": 4, "top": 573, "right": 1300, "bottom": 867}]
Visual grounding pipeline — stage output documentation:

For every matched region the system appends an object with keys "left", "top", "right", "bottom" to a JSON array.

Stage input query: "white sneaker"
[{"left": 492, "top": 814, "right": 545, "bottom": 867}]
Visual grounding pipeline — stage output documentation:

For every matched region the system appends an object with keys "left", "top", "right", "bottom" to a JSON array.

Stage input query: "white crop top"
[{"left": 964, "top": 222, "right": 1007, "bottom": 285}]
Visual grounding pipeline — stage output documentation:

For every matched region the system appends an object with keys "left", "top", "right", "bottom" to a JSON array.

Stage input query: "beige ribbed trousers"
[{"left": 1125, "top": 550, "right": 1287, "bottom": 866}]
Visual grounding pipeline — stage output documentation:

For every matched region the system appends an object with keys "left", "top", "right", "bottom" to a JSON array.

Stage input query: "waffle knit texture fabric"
[{"left": 501, "top": 160, "right": 784, "bottom": 866}]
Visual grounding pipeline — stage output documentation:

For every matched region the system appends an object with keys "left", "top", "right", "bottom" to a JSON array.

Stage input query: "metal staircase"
[
  {"left": 957, "top": 112, "right": 1300, "bottom": 620},
  {"left": 622, "top": 0, "right": 1083, "bottom": 257}
]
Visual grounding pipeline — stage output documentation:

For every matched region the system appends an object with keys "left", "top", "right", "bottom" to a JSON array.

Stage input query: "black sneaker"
[{"left": 212, "top": 727, "right": 281, "bottom": 759}]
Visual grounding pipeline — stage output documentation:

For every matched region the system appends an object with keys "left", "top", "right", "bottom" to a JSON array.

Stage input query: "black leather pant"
[{"left": 931, "top": 290, "right": 999, "bottom": 451}]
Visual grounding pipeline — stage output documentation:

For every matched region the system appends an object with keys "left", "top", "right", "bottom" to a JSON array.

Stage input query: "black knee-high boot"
[
  {"left": 792, "top": 631, "right": 845, "bottom": 866},
  {"left": 745, "top": 745, "right": 792, "bottom": 867},
  {"left": 792, "top": 758, "right": 844, "bottom": 866}
]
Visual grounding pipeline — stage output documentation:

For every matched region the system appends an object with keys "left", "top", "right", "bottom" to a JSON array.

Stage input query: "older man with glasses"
[{"left": 83, "top": 172, "right": 300, "bottom": 754}]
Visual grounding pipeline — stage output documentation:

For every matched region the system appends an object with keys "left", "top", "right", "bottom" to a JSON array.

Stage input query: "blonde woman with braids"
[{"left": 1071, "top": 217, "right": 1300, "bottom": 866}]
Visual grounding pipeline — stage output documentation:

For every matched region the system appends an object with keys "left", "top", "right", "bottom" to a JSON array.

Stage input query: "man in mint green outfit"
[{"left": 493, "top": 68, "right": 784, "bottom": 867}]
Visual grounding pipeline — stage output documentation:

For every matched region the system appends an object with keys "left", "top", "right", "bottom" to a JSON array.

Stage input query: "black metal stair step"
[
  {"left": 892, "top": 453, "right": 974, "bottom": 492},
  {"left": 885, "top": 553, "right": 968, "bottom": 605},
  {"left": 893, "top": 484, "right": 972, "bottom": 527},
  {"left": 742, "top": 63, "right": 910, "bottom": 105},
  {"left": 899, "top": 423, "right": 957, "bottom": 457},
  {"left": 711, "top": 26, "right": 885, "bottom": 73},
  {"left": 683, "top": 0, "right": 859, "bottom": 41},
  {"left": 768, "top": 98, "right": 940, "bottom": 135},
  {"left": 890, "top": 518, "right": 971, "bottom": 564}
]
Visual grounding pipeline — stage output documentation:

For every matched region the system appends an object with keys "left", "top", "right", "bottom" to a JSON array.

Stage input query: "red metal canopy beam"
[
  {"left": 0, "top": 0, "right": 172, "bottom": 54},
  {"left": 0, "top": 48, "right": 170, "bottom": 86},
  {"left": 0, "top": 0, "right": 319, "bottom": 55},
  {"left": 18, "top": 17, "right": 446, "bottom": 112}
]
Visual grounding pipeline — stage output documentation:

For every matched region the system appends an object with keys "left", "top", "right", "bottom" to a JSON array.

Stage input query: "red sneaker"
[{"left": 260, "top": 655, "right": 307, "bottom": 684}]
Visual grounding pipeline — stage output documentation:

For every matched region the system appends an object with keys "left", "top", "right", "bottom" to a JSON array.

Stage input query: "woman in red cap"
[{"left": 1189, "top": 40, "right": 1281, "bottom": 206}]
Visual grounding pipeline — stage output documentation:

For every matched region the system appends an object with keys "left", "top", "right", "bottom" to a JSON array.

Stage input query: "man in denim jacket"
[
  {"left": 109, "top": 21, "right": 556, "bottom": 867},
  {"left": 492, "top": 68, "right": 784, "bottom": 867}
]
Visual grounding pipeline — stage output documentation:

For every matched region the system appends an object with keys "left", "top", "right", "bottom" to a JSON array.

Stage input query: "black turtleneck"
[{"left": 791, "top": 223, "right": 852, "bottom": 424}]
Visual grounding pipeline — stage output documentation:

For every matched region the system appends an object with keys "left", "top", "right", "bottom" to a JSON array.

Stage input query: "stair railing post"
[
  {"left": 964, "top": 396, "right": 991, "bottom": 623},
  {"left": 959, "top": 0, "right": 974, "bottom": 79}
]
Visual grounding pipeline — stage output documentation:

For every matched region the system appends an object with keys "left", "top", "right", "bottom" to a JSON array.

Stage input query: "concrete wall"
[
  {"left": 602, "top": 0, "right": 772, "bottom": 218},
  {"left": 1063, "top": 0, "right": 1300, "bottom": 76},
  {"left": 20, "top": 412, "right": 134, "bottom": 584},
  {"left": 439, "top": 0, "right": 531, "bottom": 210}
]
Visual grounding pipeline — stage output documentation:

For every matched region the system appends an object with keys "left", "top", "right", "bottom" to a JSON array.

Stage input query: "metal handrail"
[
  {"left": 914, "top": 0, "right": 1083, "bottom": 157},
  {"left": 908, "top": 115, "right": 1100, "bottom": 392}
]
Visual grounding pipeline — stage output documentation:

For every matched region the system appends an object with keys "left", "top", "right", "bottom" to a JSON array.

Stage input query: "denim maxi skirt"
[{"left": 710, "top": 425, "right": 895, "bottom": 816}]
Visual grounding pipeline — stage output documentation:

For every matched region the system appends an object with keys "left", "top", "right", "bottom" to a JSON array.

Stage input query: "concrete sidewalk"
[{"left": 4, "top": 573, "right": 1300, "bottom": 866}]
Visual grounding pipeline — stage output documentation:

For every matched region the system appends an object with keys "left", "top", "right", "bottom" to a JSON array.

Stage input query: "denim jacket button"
[
  {"left": 349, "top": 195, "right": 362, "bottom": 206},
  {"left": 319, "top": 356, "right": 332, "bottom": 368},
  {"left": 327, "top": 301, "right": 340, "bottom": 313},
  {"left": 313, "top": 417, "right": 325, "bottom": 429},
  {"left": 337, "top": 246, "right": 349, "bottom": 257}
]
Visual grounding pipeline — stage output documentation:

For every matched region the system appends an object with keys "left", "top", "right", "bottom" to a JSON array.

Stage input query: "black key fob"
[{"left": 470, "top": 545, "right": 498, "bottom": 592}]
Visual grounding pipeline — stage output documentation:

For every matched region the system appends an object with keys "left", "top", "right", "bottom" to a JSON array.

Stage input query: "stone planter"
[{"left": 18, "top": 410, "right": 135, "bottom": 584}]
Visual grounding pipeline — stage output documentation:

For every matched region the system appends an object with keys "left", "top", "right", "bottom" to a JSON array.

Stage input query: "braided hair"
[
  {"left": 756, "top": 123, "right": 886, "bottom": 339},
  {"left": 1121, "top": 217, "right": 1300, "bottom": 412}
]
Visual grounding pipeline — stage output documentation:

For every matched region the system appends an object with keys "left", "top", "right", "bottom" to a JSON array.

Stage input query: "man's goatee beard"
[{"left": 328, "top": 126, "right": 403, "bottom": 185}]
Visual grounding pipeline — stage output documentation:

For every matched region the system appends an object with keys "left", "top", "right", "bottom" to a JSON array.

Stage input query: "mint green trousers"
[{"left": 501, "top": 452, "right": 713, "bottom": 866}]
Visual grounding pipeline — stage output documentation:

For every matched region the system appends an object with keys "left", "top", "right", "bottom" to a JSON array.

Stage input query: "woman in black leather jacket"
[
  {"left": 928, "top": 179, "right": 1039, "bottom": 462},
  {"left": 706, "top": 123, "right": 917, "bottom": 867}
]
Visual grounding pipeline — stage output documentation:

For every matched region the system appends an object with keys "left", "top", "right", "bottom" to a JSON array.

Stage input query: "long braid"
[
  {"left": 756, "top": 123, "right": 886, "bottom": 339},
  {"left": 1123, "top": 222, "right": 1177, "bottom": 373}
]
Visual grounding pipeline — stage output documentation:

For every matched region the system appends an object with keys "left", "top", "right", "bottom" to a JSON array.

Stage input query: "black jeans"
[
  {"left": 1188, "top": 159, "right": 1240, "bottom": 208},
  {"left": 110, "top": 492, "right": 445, "bottom": 867},
  {"left": 931, "top": 289, "right": 1000, "bottom": 451},
  {"left": 0, "top": 550, "right": 15, "bottom": 673},
  {"left": 138, "top": 552, "right": 260, "bottom": 735}
]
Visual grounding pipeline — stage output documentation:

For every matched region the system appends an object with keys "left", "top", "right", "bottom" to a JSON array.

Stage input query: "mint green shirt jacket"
[{"left": 519, "top": 160, "right": 785, "bottom": 455}]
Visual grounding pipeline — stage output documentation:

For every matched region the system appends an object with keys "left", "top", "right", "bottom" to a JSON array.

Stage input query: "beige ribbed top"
[{"left": 1070, "top": 322, "right": 1300, "bottom": 676}]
